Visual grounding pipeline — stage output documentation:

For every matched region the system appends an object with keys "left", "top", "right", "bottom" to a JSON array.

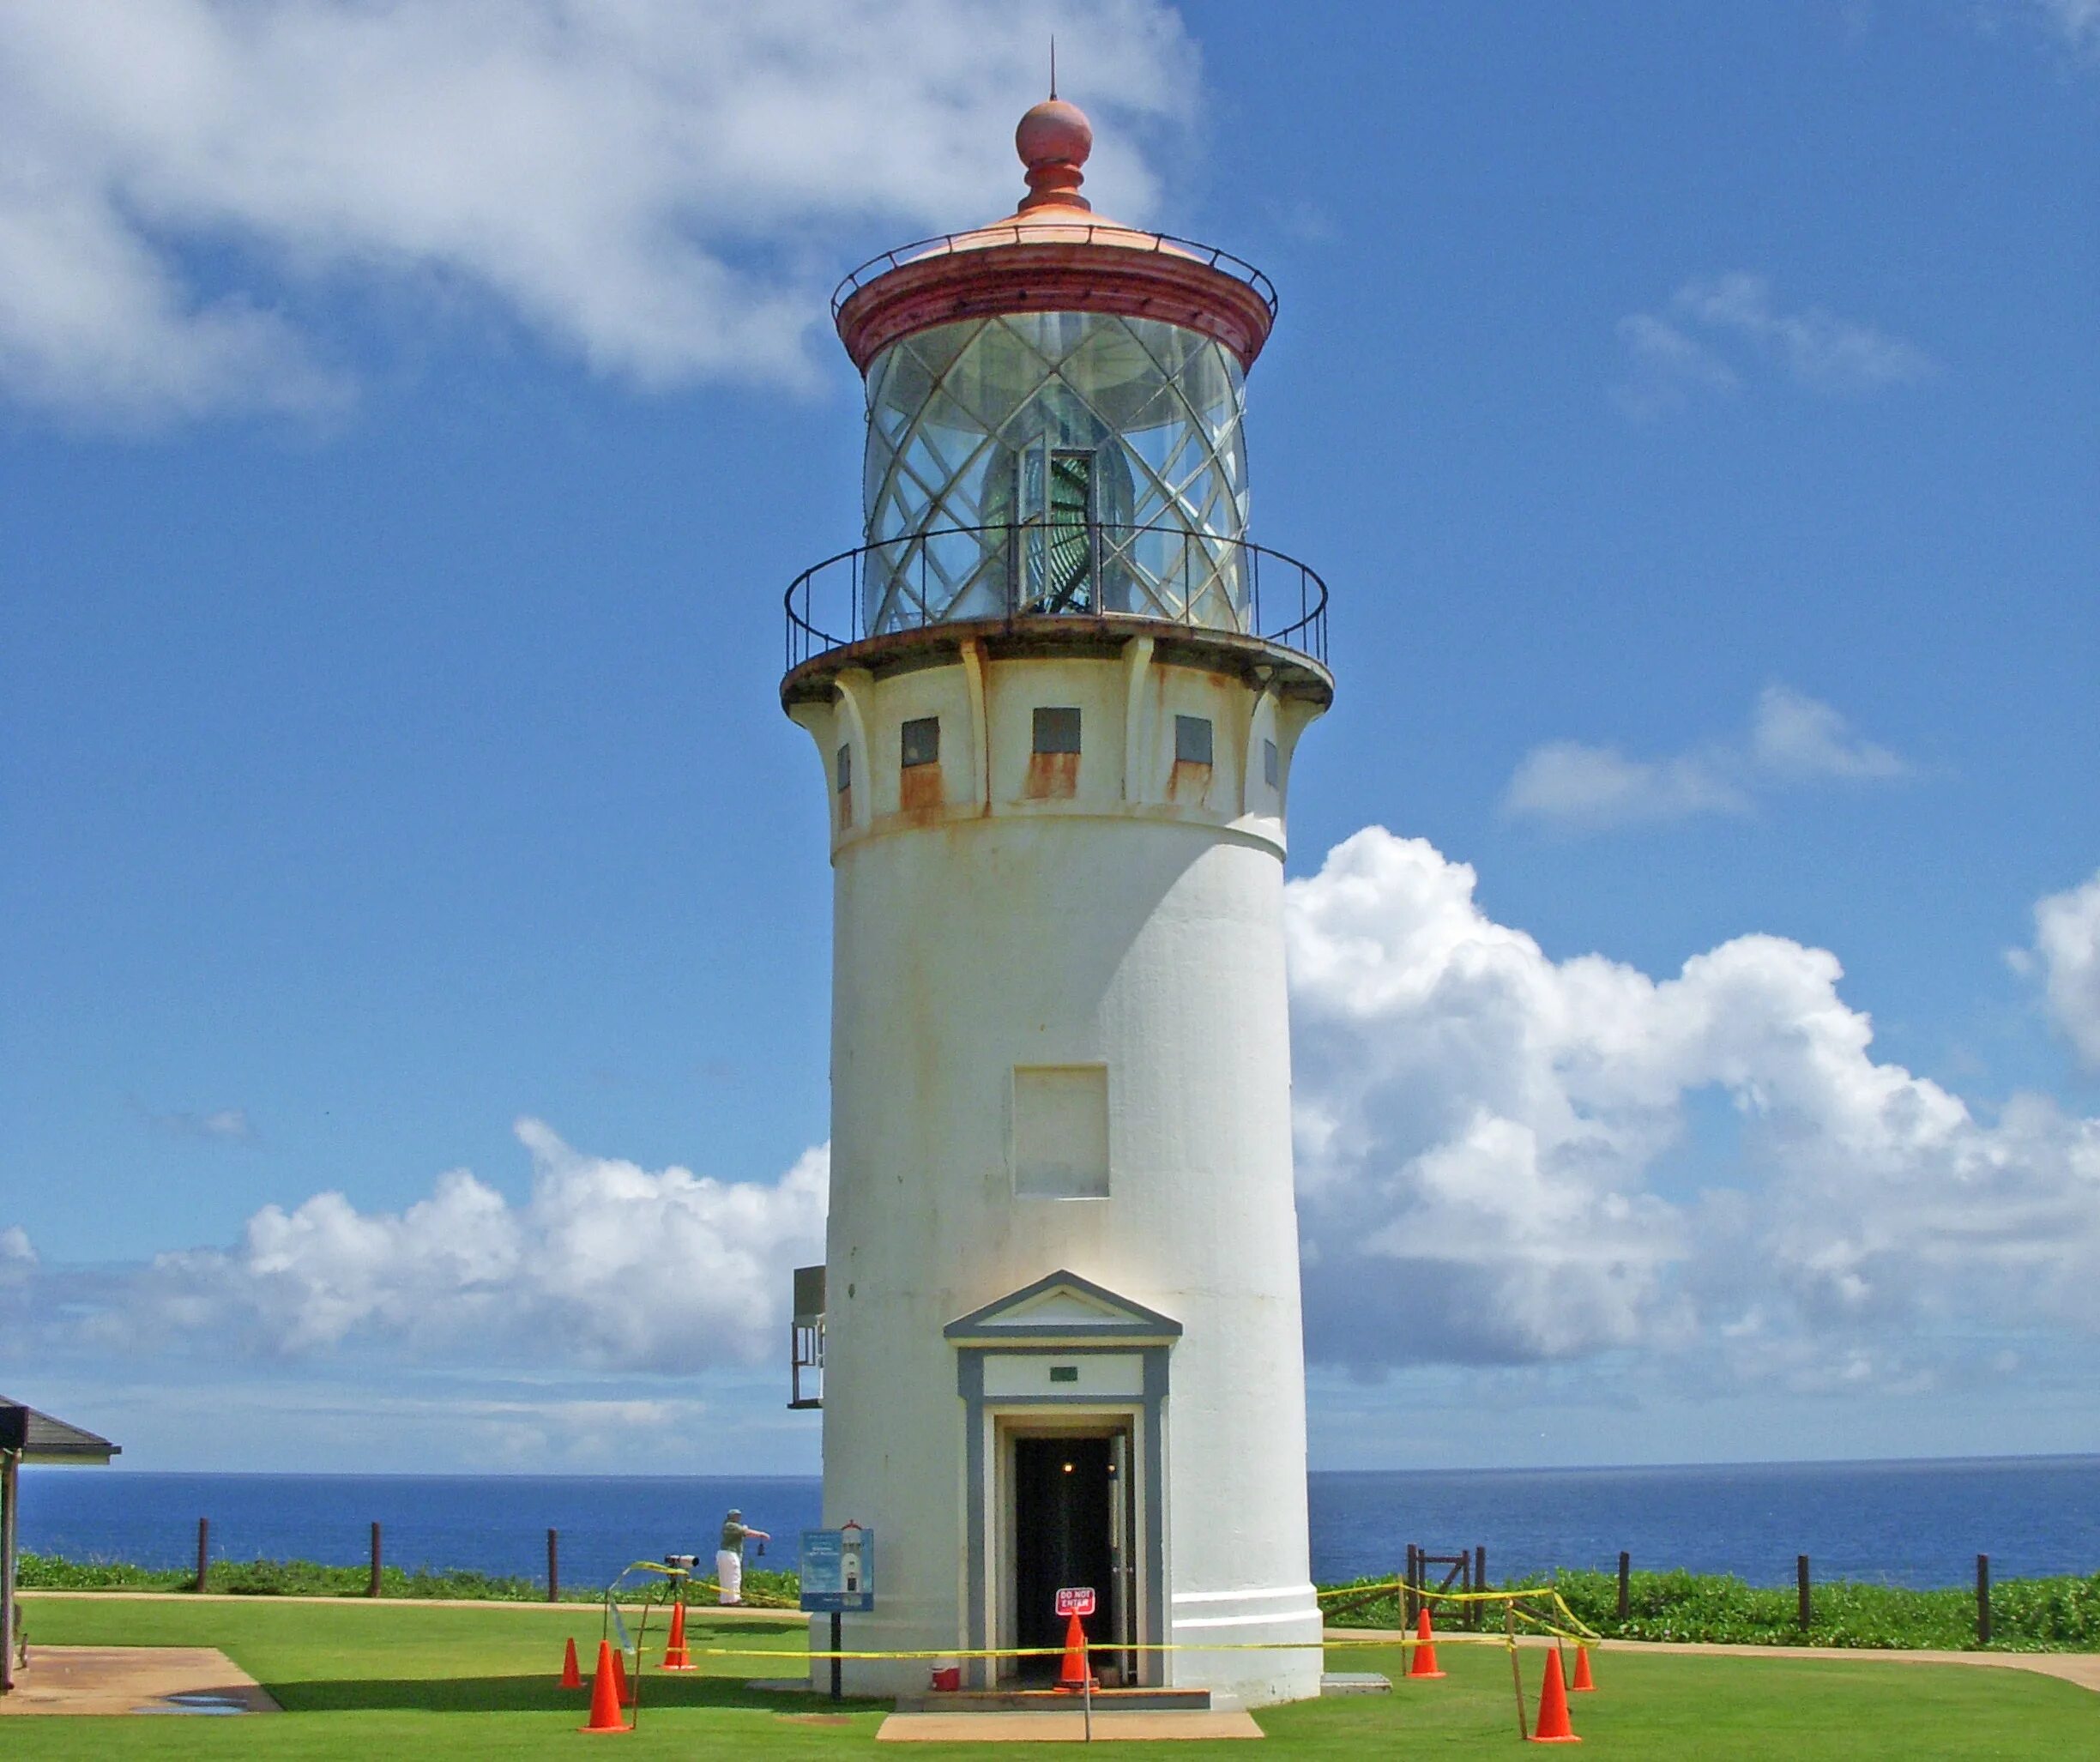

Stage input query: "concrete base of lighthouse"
[
  {"left": 807, "top": 1269, "right": 1325, "bottom": 1707},
  {"left": 941, "top": 1272, "right": 1321, "bottom": 1708},
  {"left": 788, "top": 620, "right": 1331, "bottom": 1708}
]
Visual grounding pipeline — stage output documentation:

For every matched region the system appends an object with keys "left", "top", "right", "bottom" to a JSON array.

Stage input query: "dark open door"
[{"left": 1012, "top": 1434, "right": 1116, "bottom": 1677}]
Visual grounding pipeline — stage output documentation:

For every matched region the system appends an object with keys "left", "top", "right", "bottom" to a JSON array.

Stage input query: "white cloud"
[
  {"left": 1748, "top": 684, "right": 1908, "bottom": 781},
  {"left": 16, "top": 842, "right": 2098, "bottom": 1421},
  {"left": 14, "top": 1373, "right": 752, "bottom": 1474},
  {"left": 0, "top": 0, "right": 1194, "bottom": 426},
  {"left": 0, "top": 1228, "right": 33, "bottom": 1351},
  {"left": 1286, "top": 829, "right": 2100, "bottom": 1381},
  {"left": 1610, "top": 313, "right": 1737, "bottom": 419},
  {"left": 27, "top": 1120, "right": 827, "bottom": 1372},
  {"left": 1502, "top": 741, "right": 1748, "bottom": 829},
  {"left": 2015, "top": 870, "right": 2100, "bottom": 1070},
  {"left": 1675, "top": 275, "right": 1935, "bottom": 392},
  {"left": 0, "top": 1225, "right": 34, "bottom": 1282},
  {"left": 140, "top": 1104, "right": 256, "bottom": 1143},
  {"left": 1503, "top": 684, "right": 1909, "bottom": 830},
  {"left": 1614, "top": 273, "right": 1932, "bottom": 417},
  {"left": 2030, "top": 0, "right": 2100, "bottom": 53}
]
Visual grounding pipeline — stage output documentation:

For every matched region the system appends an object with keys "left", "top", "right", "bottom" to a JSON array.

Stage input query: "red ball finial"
[{"left": 1015, "top": 97, "right": 1092, "bottom": 212}]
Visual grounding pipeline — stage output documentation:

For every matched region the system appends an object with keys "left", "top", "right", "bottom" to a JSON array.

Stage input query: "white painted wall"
[{"left": 791, "top": 637, "right": 1325, "bottom": 1705}]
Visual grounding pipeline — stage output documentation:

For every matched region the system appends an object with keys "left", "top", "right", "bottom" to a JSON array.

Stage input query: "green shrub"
[
  {"left": 16, "top": 1553, "right": 192, "bottom": 1592},
  {"left": 18, "top": 1550, "right": 806, "bottom": 1608},
  {"left": 33, "top": 1545, "right": 2093, "bottom": 1652},
  {"left": 1320, "top": 1566, "right": 2100, "bottom": 1653}
]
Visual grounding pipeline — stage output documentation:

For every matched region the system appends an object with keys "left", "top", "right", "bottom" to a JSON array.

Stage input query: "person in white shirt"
[{"left": 715, "top": 1509, "right": 770, "bottom": 1606}]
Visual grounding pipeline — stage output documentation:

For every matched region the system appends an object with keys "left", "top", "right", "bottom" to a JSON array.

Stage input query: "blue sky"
[{"left": 2, "top": 1, "right": 2095, "bottom": 1474}]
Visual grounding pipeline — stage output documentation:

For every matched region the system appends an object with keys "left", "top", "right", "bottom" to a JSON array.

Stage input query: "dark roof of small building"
[{"left": 0, "top": 1397, "right": 119, "bottom": 1464}]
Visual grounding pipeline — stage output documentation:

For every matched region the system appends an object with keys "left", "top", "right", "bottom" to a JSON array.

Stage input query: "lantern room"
[{"left": 798, "top": 95, "right": 1313, "bottom": 660}]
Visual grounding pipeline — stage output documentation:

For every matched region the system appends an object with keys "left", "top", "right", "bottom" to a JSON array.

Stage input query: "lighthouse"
[{"left": 781, "top": 94, "right": 1332, "bottom": 1706}]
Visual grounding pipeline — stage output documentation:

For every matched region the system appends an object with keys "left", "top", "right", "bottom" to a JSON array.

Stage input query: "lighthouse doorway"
[
  {"left": 951, "top": 1276, "right": 1179, "bottom": 1688},
  {"left": 1005, "top": 1426, "right": 1135, "bottom": 1681}
]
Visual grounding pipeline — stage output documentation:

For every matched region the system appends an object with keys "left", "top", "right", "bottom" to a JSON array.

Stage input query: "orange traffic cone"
[
  {"left": 1568, "top": 1643, "right": 1596, "bottom": 1693},
  {"left": 559, "top": 1635, "right": 583, "bottom": 1689},
  {"left": 662, "top": 1598, "right": 693, "bottom": 1670},
  {"left": 1056, "top": 1612, "right": 1092, "bottom": 1691},
  {"left": 1407, "top": 1608, "right": 1445, "bottom": 1680},
  {"left": 611, "top": 1645, "right": 633, "bottom": 1706},
  {"left": 1529, "top": 1646, "right": 1580, "bottom": 1744},
  {"left": 581, "top": 1640, "right": 628, "bottom": 1734}
]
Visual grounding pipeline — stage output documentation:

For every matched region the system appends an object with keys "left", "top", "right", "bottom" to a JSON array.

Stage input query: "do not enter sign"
[{"left": 1056, "top": 1586, "right": 1096, "bottom": 1617}]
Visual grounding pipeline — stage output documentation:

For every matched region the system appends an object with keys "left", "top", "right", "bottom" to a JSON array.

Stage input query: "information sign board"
[
  {"left": 1056, "top": 1585, "right": 1096, "bottom": 1618},
  {"left": 800, "top": 1525, "right": 875, "bottom": 1613}
]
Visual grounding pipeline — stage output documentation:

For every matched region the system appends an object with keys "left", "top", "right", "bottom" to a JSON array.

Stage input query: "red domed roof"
[{"left": 833, "top": 95, "right": 1276, "bottom": 374}]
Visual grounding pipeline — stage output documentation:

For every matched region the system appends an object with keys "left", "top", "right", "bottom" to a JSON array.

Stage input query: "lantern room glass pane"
[{"left": 861, "top": 313, "right": 1251, "bottom": 636}]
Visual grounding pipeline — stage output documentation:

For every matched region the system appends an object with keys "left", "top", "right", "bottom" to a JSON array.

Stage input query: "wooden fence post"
[
  {"left": 1472, "top": 1545, "right": 1486, "bottom": 1631},
  {"left": 195, "top": 1518, "right": 210, "bottom": 1594},
  {"left": 547, "top": 1528, "right": 559, "bottom": 1603},
  {"left": 369, "top": 1522, "right": 383, "bottom": 1598},
  {"left": 1796, "top": 1554, "right": 1811, "bottom": 1632},
  {"left": 1506, "top": 1602, "right": 1528, "bottom": 1741},
  {"left": 1616, "top": 1551, "right": 1630, "bottom": 1622},
  {"left": 1403, "top": 1544, "right": 1418, "bottom": 1628},
  {"left": 1976, "top": 1554, "right": 1991, "bottom": 1646}
]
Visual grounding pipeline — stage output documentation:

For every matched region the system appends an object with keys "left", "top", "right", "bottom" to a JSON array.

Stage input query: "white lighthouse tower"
[{"left": 782, "top": 94, "right": 1332, "bottom": 1707}]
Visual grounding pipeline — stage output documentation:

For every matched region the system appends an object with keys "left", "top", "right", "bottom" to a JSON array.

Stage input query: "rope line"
[
  {"left": 652, "top": 1630, "right": 1596, "bottom": 1662},
  {"left": 673, "top": 1638, "right": 1415, "bottom": 1661},
  {"left": 596, "top": 1573, "right": 1605, "bottom": 1663},
  {"left": 1316, "top": 1578, "right": 1579, "bottom": 1608}
]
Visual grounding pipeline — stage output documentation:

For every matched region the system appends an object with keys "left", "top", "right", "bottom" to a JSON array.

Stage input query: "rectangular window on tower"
[
  {"left": 901, "top": 717, "right": 940, "bottom": 768},
  {"left": 837, "top": 745, "right": 852, "bottom": 792},
  {"left": 1012, "top": 1065, "right": 1110, "bottom": 1199},
  {"left": 1174, "top": 714, "right": 1214, "bottom": 766},
  {"left": 1033, "top": 707, "right": 1082, "bottom": 753},
  {"left": 1026, "top": 706, "right": 1083, "bottom": 801},
  {"left": 899, "top": 715, "right": 943, "bottom": 812},
  {"left": 1264, "top": 738, "right": 1280, "bottom": 789}
]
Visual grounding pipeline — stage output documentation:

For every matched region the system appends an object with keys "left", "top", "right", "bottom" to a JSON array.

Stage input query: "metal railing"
[
  {"left": 832, "top": 228, "right": 1277, "bottom": 322},
  {"left": 784, "top": 521, "right": 1327, "bottom": 672}
]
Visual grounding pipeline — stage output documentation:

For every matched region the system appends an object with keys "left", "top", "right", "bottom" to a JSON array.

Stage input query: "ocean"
[{"left": 18, "top": 1457, "right": 2100, "bottom": 1595}]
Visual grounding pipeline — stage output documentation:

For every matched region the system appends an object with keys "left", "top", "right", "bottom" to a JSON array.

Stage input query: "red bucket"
[{"left": 929, "top": 1666, "right": 961, "bottom": 1693}]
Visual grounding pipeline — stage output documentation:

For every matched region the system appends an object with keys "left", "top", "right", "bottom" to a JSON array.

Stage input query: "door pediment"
[{"left": 944, "top": 1269, "right": 1181, "bottom": 1344}]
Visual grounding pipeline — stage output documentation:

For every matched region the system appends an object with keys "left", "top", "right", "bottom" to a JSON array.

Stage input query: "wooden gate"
[{"left": 1407, "top": 1543, "right": 1489, "bottom": 1631}]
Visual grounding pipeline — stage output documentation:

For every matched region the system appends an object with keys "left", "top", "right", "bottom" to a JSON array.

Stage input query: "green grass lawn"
[{"left": 8, "top": 1596, "right": 2092, "bottom": 1758}]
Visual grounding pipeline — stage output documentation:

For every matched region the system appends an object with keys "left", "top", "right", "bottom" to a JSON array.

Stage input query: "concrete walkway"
[
  {"left": 1325, "top": 1626, "right": 2100, "bottom": 1695},
  {"left": 0, "top": 1645, "right": 278, "bottom": 1716},
  {"left": 878, "top": 1708, "right": 1264, "bottom": 1741}
]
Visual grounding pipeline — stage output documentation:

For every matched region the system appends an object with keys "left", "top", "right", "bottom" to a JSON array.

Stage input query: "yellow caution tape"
[
  {"left": 628, "top": 1633, "right": 1612, "bottom": 1664},
  {"left": 646, "top": 1632, "right": 1598, "bottom": 1663},
  {"left": 669, "top": 1637, "right": 1431, "bottom": 1662},
  {"left": 603, "top": 1571, "right": 1605, "bottom": 1662},
  {"left": 1314, "top": 1578, "right": 1605, "bottom": 1645},
  {"left": 603, "top": 1561, "right": 800, "bottom": 1614},
  {"left": 1317, "top": 1578, "right": 1569, "bottom": 1606},
  {"left": 651, "top": 1565, "right": 1586, "bottom": 1625}
]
